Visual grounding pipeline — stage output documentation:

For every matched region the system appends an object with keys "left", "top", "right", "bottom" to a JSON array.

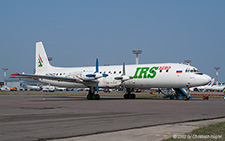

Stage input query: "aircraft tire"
[
  {"left": 124, "top": 94, "right": 129, "bottom": 99},
  {"left": 87, "top": 94, "right": 92, "bottom": 100},
  {"left": 183, "top": 96, "right": 190, "bottom": 101},
  {"left": 87, "top": 94, "right": 100, "bottom": 100},
  {"left": 95, "top": 94, "right": 100, "bottom": 100},
  {"left": 124, "top": 94, "right": 136, "bottom": 99},
  {"left": 131, "top": 94, "right": 136, "bottom": 99}
]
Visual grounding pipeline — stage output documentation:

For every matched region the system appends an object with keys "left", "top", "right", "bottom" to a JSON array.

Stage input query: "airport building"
[{"left": 6, "top": 78, "right": 42, "bottom": 91}]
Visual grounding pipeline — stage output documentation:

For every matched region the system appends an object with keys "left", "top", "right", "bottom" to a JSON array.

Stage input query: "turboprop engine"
[{"left": 81, "top": 72, "right": 107, "bottom": 80}]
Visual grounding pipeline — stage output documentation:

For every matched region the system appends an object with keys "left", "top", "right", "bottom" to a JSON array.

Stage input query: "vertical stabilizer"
[
  {"left": 35, "top": 42, "right": 53, "bottom": 74},
  {"left": 208, "top": 78, "right": 214, "bottom": 86}
]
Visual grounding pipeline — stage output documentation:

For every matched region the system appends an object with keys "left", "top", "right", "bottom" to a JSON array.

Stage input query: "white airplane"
[
  {"left": 21, "top": 83, "right": 41, "bottom": 91},
  {"left": 190, "top": 79, "right": 225, "bottom": 92},
  {"left": 190, "top": 78, "right": 215, "bottom": 92},
  {"left": 209, "top": 84, "right": 225, "bottom": 92},
  {"left": 12, "top": 42, "right": 211, "bottom": 100},
  {"left": 0, "top": 86, "right": 10, "bottom": 92}
]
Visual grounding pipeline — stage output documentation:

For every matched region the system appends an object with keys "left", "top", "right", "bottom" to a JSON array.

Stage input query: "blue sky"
[{"left": 0, "top": 0, "right": 225, "bottom": 82}]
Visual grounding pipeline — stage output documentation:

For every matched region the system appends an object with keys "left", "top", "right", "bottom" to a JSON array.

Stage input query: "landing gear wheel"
[
  {"left": 87, "top": 94, "right": 100, "bottom": 100},
  {"left": 183, "top": 96, "right": 190, "bottom": 101},
  {"left": 95, "top": 94, "right": 100, "bottom": 100},
  {"left": 131, "top": 94, "right": 136, "bottom": 99},
  {"left": 87, "top": 94, "right": 92, "bottom": 100},
  {"left": 124, "top": 94, "right": 129, "bottom": 99},
  {"left": 124, "top": 94, "right": 136, "bottom": 99}
]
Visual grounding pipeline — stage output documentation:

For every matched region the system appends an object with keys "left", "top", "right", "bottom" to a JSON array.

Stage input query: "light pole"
[
  {"left": 132, "top": 50, "right": 142, "bottom": 65},
  {"left": 214, "top": 67, "right": 220, "bottom": 85},
  {"left": 2, "top": 68, "right": 8, "bottom": 86}
]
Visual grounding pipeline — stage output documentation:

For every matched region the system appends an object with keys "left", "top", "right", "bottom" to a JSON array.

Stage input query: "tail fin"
[
  {"left": 35, "top": 42, "right": 53, "bottom": 74},
  {"left": 207, "top": 78, "right": 214, "bottom": 86}
]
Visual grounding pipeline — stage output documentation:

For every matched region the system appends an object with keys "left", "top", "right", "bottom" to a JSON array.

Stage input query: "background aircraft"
[{"left": 190, "top": 78, "right": 225, "bottom": 92}]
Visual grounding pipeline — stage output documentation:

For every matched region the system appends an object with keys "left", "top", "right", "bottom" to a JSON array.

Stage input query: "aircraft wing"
[{"left": 11, "top": 73, "right": 84, "bottom": 83}]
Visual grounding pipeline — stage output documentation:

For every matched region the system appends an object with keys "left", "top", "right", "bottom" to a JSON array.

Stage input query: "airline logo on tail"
[{"left": 38, "top": 55, "right": 43, "bottom": 67}]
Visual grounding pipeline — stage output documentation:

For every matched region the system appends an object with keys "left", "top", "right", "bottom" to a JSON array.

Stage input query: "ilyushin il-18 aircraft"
[{"left": 12, "top": 42, "right": 211, "bottom": 100}]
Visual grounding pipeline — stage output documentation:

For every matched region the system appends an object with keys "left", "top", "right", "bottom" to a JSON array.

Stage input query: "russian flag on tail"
[{"left": 176, "top": 70, "right": 182, "bottom": 73}]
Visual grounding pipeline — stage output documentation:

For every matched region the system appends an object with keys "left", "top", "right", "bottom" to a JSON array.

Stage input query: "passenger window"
[
  {"left": 119, "top": 71, "right": 121, "bottom": 74},
  {"left": 160, "top": 70, "right": 162, "bottom": 73},
  {"left": 114, "top": 71, "right": 116, "bottom": 74},
  {"left": 166, "top": 70, "right": 169, "bottom": 72}
]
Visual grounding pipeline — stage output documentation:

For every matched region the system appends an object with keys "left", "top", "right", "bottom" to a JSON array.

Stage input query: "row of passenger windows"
[
  {"left": 99, "top": 71, "right": 122, "bottom": 74},
  {"left": 54, "top": 68, "right": 198, "bottom": 76},
  {"left": 55, "top": 73, "right": 65, "bottom": 76},
  {"left": 98, "top": 70, "right": 170, "bottom": 74}
]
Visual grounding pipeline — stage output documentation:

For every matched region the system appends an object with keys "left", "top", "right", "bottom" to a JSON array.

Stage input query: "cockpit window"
[
  {"left": 185, "top": 68, "right": 190, "bottom": 73},
  {"left": 190, "top": 68, "right": 199, "bottom": 73}
]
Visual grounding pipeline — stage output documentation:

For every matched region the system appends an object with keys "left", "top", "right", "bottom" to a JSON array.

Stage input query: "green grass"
[{"left": 164, "top": 122, "right": 225, "bottom": 141}]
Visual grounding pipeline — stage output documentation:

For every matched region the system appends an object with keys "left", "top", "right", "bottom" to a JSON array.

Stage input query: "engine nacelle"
[
  {"left": 80, "top": 72, "right": 106, "bottom": 80},
  {"left": 114, "top": 75, "right": 132, "bottom": 81}
]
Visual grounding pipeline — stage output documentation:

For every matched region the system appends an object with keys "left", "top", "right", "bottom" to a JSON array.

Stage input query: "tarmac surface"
[{"left": 0, "top": 93, "right": 225, "bottom": 141}]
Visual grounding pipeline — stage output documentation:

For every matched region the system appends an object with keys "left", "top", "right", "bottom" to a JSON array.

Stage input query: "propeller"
[
  {"left": 114, "top": 62, "right": 132, "bottom": 93},
  {"left": 122, "top": 62, "right": 126, "bottom": 93},
  {"left": 96, "top": 58, "right": 99, "bottom": 93},
  {"left": 85, "top": 58, "right": 108, "bottom": 79}
]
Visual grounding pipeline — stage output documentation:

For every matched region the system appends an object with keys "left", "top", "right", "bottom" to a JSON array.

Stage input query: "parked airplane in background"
[
  {"left": 190, "top": 79, "right": 225, "bottom": 92},
  {"left": 21, "top": 83, "right": 41, "bottom": 91},
  {"left": 0, "top": 86, "right": 10, "bottom": 92},
  {"left": 209, "top": 84, "right": 225, "bottom": 92},
  {"left": 190, "top": 78, "right": 214, "bottom": 92},
  {"left": 12, "top": 42, "right": 211, "bottom": 100}
]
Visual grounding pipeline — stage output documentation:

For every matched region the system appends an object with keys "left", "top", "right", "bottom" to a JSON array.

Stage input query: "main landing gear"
[
  {"left": 124, "top": 88, "right": 136, "bottom": 99},
  {"left": 87, "top": 87, "right": 100, "bottom": 100}
]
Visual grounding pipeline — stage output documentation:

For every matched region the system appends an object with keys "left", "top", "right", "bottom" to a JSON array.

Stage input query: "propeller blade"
[
  {"left": 123, "top": 62, "right": 125, "bottom": 75},
  {"left": 96, "top": 58, "right": 99, "bottom": 92},
  {"left": 123, "top": 62, "right": 126, "bottom": 93},
  {"left": 96, "top": 58, "right": 99, "bottom": 73}
]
